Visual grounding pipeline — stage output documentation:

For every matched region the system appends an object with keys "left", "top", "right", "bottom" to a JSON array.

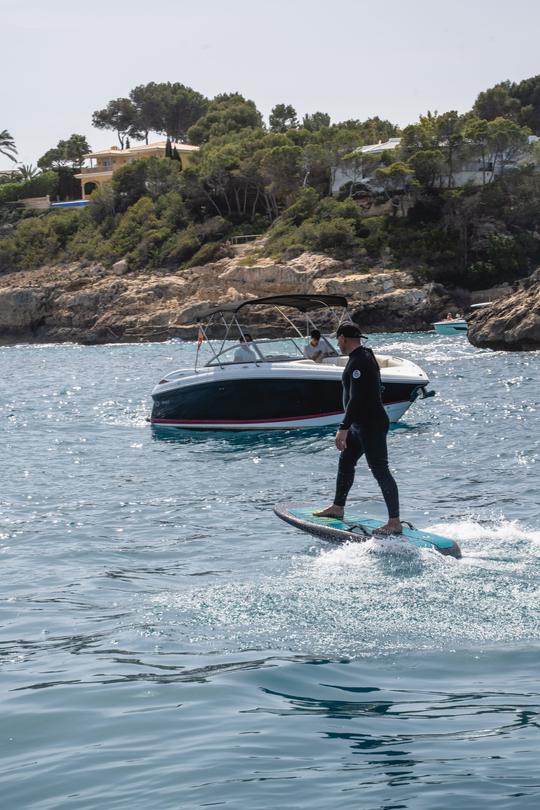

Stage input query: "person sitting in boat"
[
  {"left": 304, "top": 329, "right": 325, "bottom": 362},
  {"left": 234, "top": 333, "right": 258, "bottom": 362},
  {"left": 445, "top": 312, "right": 456, "bottom": 320},
  {"left": 304, "top": 329, "right": 336, "bottom": 362}
]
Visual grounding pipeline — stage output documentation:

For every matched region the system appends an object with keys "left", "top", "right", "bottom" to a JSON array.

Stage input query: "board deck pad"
[{"left": 274, "top": 502, "right": 461, "bottom": 559}]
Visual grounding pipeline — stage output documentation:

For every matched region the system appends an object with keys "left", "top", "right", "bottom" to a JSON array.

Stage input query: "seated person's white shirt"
[
  {"left": 304, "top": 342, "right": 323, "bottom": 360},
  {"left": 234, "top": 345, "right": 257, "bottom": 362}
]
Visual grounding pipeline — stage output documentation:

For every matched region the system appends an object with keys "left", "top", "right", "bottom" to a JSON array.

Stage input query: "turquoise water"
[{"left": 1, "top": 334, "right": 539, "bottom": 809}]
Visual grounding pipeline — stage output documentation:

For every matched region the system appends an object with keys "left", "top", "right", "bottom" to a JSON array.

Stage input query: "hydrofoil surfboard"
[{"left": 274, "top": 502, "right": 461, "bottom": 559}]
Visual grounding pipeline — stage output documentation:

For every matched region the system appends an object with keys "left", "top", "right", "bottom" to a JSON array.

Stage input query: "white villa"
[
  {"left": 332, "top": 135, "right": 539, "bottom": 196},
  {"left": 331, "top": 138, "right": 402, "bottom": 195}
]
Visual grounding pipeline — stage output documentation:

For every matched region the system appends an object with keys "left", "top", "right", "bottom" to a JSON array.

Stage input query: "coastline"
[{"left": 0, "top": 250, "right": 500, "bottom": 346}]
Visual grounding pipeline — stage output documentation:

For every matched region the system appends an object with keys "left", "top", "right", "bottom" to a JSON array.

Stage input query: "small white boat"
[
  {"left": 432, "top": 318, "right": 468, "bottom": 335},
  {"left": 432, "top": 303, "right": 491, "bottom": 336}
]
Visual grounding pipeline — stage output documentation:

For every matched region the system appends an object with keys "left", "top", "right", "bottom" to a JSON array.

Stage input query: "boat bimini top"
[{"left": 196, "top": 294, "right": 348, "bottom": 319}]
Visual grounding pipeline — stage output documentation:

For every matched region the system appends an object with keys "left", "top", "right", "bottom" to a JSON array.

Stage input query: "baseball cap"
[{"left": 336, "top": 323, "right": 368, "bottom": 339}]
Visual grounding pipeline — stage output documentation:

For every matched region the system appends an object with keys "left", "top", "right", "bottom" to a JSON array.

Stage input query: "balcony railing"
[{"left": 79, "top": 166, "right": 114, "bottom": 175}]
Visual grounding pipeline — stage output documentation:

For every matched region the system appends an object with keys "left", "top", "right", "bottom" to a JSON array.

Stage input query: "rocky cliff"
[
  {"left": 0, "top": 249, "right": 481, "bottom": 345},
  {"left": 467, "top": 269, "right": 540, "bottom": 351}
]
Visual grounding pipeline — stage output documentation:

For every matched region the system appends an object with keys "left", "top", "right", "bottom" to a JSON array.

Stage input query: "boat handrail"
[{"left": 194, "top": 302, "right": 345, "bottom": 371}]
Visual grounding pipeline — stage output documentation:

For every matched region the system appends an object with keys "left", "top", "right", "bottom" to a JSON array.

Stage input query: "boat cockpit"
[{"left": 205, "top": 336, "right": 339, "bottom": 367}]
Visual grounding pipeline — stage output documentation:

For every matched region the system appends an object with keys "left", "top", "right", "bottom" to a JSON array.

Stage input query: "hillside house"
[
  {"left": 74, "top": 140, "right": 199, "bottom": 199},
  {"left": 332, "top": 135, "right": 539, "bottom": 196}
]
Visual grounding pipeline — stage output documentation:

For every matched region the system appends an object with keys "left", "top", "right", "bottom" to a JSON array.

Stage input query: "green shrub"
[
  {"left": 265, "top": 191, "right": 385, "bottom": 259},
  {"left": 278, "top": 187, "right": 319, "bottom": 226},
  {"left": 237, "top": 249, "right": 264, "bottom": 266},
  {"left": 308, "top": 218, "right": 358, "bottom": 251},
  {"left": 48, "top": 211, "right": 81, "bottom": 248},
  {"left": 0, "top": 216, "right": 60, "bottom": 272},
  {"left": 160, "top": 227, "right": 201, "bottom": 265},
  {"left": 155, "top": 191, "right": 188, "bottom": 229},
  {"left": 66, "top": 220, "right": 109, "bottom": 262},
  {"left": 466, "top": 261, "right": 501, "bottom": 288},
  {"left": 231, "top": 215, "right": 270, "bottom": 235},
  {"left": 87, "top": 183, "right": 116, "bottom": 224},
  {"left": 0, "top": 182, "right": 25, "bottom": 205},
  {"left": 316, "top": 196, "right": 361, "bottom": 224},
  {"left": 0, "top": 172, "right": 58, "bottom": 206},
  {"left": 195, "top": 216, "right": 232, "bottom": 241},
  {"left": 107, "top": 197, "right": 160, "bottom": 259},
  {"left": 0, "top": 237, "right": 17, "bottom": 272},
  {"left": 360, "top": 216, "right": 387, "bottom": 257},
  {"left": 25, "top": 171, "right": 58, "bottom": 198},
  {"left": 184, "top": 241, "right": 224, "bottom": 268},
  {"left": 130, "top": 226, "right": 172, "bottom": 269},
  {"left": 466, "top": 232, "right": 539, "bottom": 287},
  {"left": 387, "top": 221, "right": 456, "bottom": 265}
]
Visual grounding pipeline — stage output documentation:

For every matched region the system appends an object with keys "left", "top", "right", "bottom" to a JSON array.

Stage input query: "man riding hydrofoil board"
[{"left": 314, "top": 323, "right": 402, "bottom": 535}]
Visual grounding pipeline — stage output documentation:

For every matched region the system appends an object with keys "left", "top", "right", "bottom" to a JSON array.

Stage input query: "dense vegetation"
[{"left": 3, "top": 75, "right": 540, "bottom": 289}]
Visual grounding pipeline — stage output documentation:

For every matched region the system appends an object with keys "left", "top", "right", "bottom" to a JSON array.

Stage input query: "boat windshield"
[{"left": 206, "top": 338, "right": 308, "bottom": 366}]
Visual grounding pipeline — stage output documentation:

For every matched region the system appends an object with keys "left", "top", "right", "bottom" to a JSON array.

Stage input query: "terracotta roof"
[{"left": 84, "top": 140, "right": 199, "bottom": 158}]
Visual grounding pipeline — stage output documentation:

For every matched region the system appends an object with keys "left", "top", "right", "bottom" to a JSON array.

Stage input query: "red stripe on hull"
[{"left": 150, "top": 400, "right": 410, "bottom": 426}]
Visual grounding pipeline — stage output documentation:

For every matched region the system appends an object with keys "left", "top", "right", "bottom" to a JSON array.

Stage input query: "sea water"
[{"left": 1, "top": 334, "right": 539, "bottom": 809}]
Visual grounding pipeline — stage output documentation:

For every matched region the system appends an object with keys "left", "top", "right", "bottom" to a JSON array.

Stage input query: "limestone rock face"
[
  {"left": 314, "top": 273, "right": 394, "bottom": 297},
  {"left": 467, "top": 269, "right": 540, "bottom": 351},
  {"left": 0, "top": 249, "right": 510, "bottom": 345},
  {"left": 350, "top": 288, "right": 435, "bottom": 333},
  {"left": 287, "top": 253, "right": 342, "bottom": 276},
  {"left": 218, "top": 261, "right": 315, "bottom": 293},
  {"left": 0, "top": 288, "right": 49, "bottom": 331}
]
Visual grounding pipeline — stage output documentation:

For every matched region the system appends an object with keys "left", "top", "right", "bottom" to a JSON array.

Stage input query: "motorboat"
[
  {"left": 432, "top": 318, "right": 468, "bottom": 335},
  {"left": 433, "top": 302, "right": 491, "bottom": 335},
  {"left": 150, "top": 294, "right": 435, "bottom": 431}
]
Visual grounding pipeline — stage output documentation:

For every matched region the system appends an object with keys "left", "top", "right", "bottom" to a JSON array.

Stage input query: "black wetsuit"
[{"left": 334, "top": 346, "right": 400, "bottom": 518}]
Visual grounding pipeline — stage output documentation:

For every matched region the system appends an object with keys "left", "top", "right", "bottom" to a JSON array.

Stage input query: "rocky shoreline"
[
  {"left": 467, "top": 268, "right": 540, "bottom": 351},
  {"left": 0, "top": 246, "right": 533, "bottom": 347}
]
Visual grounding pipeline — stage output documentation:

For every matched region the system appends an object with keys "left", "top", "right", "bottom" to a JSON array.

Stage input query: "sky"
[{"left": 2, "top": 0, "right": 540, "bottom": 169}]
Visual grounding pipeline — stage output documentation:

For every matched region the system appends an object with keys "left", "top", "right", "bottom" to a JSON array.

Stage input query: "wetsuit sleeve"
[{"left": 339, "top": 359, "right": 366, "bottom": 430}]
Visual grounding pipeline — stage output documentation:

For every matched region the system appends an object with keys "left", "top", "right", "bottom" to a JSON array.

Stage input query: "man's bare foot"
[
  {"left": 313, "top": 505, "right": 344, "bottom": 519},
  {"left": 372, "top": 519, "right": 402, "bottom": 535}
]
